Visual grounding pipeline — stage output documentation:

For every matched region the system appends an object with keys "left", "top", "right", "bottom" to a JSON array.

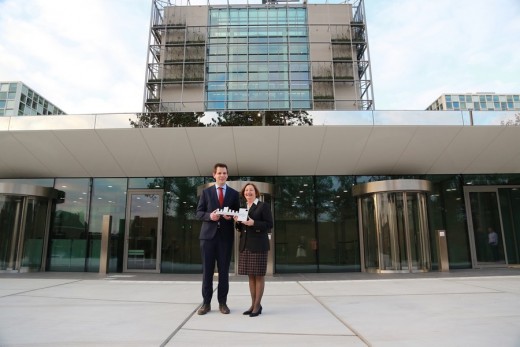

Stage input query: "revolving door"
[
  {"left": 353, "top": 180, "right": 432, "bottom": 273},
  {"left": 0, "top": 184, "right": 61, "bottom": 272}
]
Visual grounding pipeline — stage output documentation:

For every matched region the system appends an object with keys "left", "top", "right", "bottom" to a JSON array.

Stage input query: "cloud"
[
  {"left": 365, "top": 0, "right": 520, "bottom": 110},
  {"left": 0, "top": 0, "right": 150, "bottom": 114}
]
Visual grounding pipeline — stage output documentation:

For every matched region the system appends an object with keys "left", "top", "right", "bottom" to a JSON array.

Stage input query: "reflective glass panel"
[
  {"left": 315, "top": 176, "right": 359, "bottom": 272},
  {"left": 86, "top": 178, "right": 127, "bottom": 272},
  {"left": 161, "top": 177, "right": 204, "bottom": 273},
  {"left": 498, "top": 188, "right": 520, "bottom": 264},
  {"left": 21, "top": 198, "right": 49, "bottom": 271},
  {"left": 469, "top": 192, "right": 505, "bottom": 264},
  {"left": 274, "top": 176, "right": 316, "bottom": 273},
  {"left": 126, "top": 192, "right": 162, "bottom": 270},
  {"left": 0, "top": 196, "right": 23, "bottom": 271},
  {"left": 48, "top": 179, "right": 90, "bottom": 271}
]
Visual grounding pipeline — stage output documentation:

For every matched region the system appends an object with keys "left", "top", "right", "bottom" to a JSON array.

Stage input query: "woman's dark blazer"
[{"left": 236, "top": 201, "right": 273, "bottom": 252}]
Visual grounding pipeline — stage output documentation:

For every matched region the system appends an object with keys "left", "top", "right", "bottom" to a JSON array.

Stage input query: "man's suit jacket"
[
  {"left": 236, "top": 201, "right": 273, "bottom": 252},
  {"left": 196, "top": 184, "right": 240, "bottom": 241}
]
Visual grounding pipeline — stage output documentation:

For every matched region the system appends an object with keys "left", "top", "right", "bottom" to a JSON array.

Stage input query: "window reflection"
[
  {"left": 315, "top": 176, "right": 359, "bottom": 272},
  {"left": 48, "top": 178, "right": 90, "bottom": 271},
  {"left": 87, "top": 178, "right": 127, "bottom": 272},
  {"left": 274, "top": 176, "right": 316, "bottom": 273},
  {"left": 161, "top": 177, "right": 205, "bottom": 273},
  {"left": 205, "top": 7, "right": 310, "bottom": 111}
]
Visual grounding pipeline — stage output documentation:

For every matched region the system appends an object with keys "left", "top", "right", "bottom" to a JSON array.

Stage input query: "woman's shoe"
[
  {"left": 249, "top": 306, "right": 262, "bottom": 317},
  {"left": 243, "top": 309, "right": 253, "bottom": 315}
]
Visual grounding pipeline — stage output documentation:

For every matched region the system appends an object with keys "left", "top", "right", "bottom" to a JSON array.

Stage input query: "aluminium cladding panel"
[
  {"left": 307, "top": 4, "right": 352, "bottom": 25},
  {"left": 0, "top": 183, "right": 61, "bottom": 199},
  {"left": 160, "top": 84, "right": 204, "bottom": 112},
  {"left": 162, "top": 5, "right": 208, "bottom": 112},
  {"left": 164, "top": 5, "right": 208, "bottom": 26},
  {"left": 308, "top": 4, "right": 358, "bottom": 111}
]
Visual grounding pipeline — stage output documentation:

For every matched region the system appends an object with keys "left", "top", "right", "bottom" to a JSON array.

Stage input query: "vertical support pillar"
[
  {"left": 436, "top": 230, "right": 449, "bottom": 272},
  {"left": 99, "top": 215, "right": 112, "bottom": 275}
]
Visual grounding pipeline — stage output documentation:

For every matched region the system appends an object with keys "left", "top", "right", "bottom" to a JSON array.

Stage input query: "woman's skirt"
[{"left": 238, "top": 249, "right": 268, "bottom": 276}]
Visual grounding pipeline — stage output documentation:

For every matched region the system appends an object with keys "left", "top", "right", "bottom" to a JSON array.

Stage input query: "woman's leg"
[
  {"left": 248, "top": 274, "right": 256, "bottom": 310},
  {"left": 252, "top": 275, "right": 265, "bottom": 312}
]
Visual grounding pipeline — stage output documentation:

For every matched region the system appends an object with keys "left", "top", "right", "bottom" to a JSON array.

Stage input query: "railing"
[{"left": 1, "top": 110, "right": 519, "bottom": 131}]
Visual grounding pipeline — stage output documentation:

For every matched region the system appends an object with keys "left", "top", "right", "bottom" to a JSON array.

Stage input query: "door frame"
[
  {"left": 123, "top": 189, "right": 163, "bottom": 273},
  {"left": 463, "top": 186, "right": 508, "bottom": 268}
]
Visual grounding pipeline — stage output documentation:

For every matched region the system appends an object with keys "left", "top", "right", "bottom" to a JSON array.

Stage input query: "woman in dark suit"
[{"left": 234, "top": 183, "right": 273, "bottom": 317}]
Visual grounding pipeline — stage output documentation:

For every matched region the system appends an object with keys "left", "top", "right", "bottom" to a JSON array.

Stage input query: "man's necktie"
[{"left": 218, "top": 187, "right": 224, "bottom": 207}]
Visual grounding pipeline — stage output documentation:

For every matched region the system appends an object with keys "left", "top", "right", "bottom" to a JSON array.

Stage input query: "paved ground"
[{"left": 1, "top": 268, "right": 520, "bottom": 347}]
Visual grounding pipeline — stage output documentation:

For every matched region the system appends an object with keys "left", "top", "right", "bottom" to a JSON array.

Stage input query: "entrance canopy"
[{"left": 1, "top": 113, "right": 520, "bottom": 178}]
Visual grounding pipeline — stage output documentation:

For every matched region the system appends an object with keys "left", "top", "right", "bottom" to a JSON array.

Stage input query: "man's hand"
[{"left": 210, "top": 209, "right": 220, "bottom": 221}]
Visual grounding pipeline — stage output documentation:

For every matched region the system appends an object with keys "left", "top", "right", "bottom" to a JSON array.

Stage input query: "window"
[{"left": 205, "top": 6, "right": 310, "bottom": 111}]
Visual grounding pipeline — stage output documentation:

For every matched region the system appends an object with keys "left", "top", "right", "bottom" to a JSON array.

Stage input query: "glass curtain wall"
[
  {"left": 47, "top": 179, "right": 90, "bottom": 271},
  {"left": 9, "top": 174, "right": 520, "bottom": 274},
  {"left": 499, "top": 188, "right": 520, "bottom": 264},
  {"left": 161, "top": 177, "right": 205, "bottom": 273},
  {"left": 274, "top": 176, "right": 316, "bottom": 272},
  {"left": 425, "top": 175, "right": 470, "bottom": 269},
  {"left": 86, "top": 179, "right": 127, "bottom": 272},
  {"left": 315, "top": 176, "right": 359, "bottom": 272},
  {"left": 206, "top": 6, "right": 311, "bottom": 110}
]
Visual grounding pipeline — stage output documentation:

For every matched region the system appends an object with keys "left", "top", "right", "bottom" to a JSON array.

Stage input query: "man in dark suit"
[{"left": 196, "top": 163, "right": 240, "bottom": 315}]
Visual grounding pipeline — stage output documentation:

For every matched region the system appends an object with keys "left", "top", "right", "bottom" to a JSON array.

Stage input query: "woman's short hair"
[{"left": 241, "top": 182, "right": 260, "bottom": 198}]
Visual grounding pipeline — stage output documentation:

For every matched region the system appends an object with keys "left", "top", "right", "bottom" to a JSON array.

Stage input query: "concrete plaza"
[{"left": 1, "top": 268, "right": 520, "bottom": 347}]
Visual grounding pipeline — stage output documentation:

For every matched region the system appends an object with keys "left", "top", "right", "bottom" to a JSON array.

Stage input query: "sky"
[{"left": 0, "top": 0, "right": 519, "bottom": 114}]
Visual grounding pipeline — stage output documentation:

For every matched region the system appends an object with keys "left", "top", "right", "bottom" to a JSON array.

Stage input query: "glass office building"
[
  {"left": 144, "top": 0, "right": 373, "bottom": 112},
  {"left": 1, "top": 1, "right": 520, "bottom": 275}
]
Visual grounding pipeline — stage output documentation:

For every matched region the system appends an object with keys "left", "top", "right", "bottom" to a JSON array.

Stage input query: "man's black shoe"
[
  {"left": 219, "top": 304, "right": 230, "bottom": 314},
  {"left": 197, "top": 304, "right": 211, "bottom": 315}
]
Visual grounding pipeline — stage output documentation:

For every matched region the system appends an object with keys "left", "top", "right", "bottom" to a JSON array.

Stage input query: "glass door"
[
  {"left": 498, "top": 188, "right": 520, "bottom": 265},
  {"left": 465, "top": 187, "right": 507, "bottom": 267},
  {"left": 406, "top": 193, "right": 431, "bottom": 271},
  {"left": 0, "top": 196, "right": 23, "bottom": 271},
  {"left": 124, "top": 190, "right": 163, "bottom": 273},
  {"left": 0, "top": 196, "right": 52, "bottom": 272}
]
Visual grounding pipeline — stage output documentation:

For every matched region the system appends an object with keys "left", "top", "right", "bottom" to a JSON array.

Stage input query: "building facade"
[
  {"left": 0, "top": 81, "right": 66, "bottom": 116},
  {"left": 144, "top": 0, "right": 373, "bottom": 112},
  {"left": 1, "top": 1, "right": 520, "bottom": 276},
  {"left": 427, "top": 93, "right": 520, "bottom": 112}
]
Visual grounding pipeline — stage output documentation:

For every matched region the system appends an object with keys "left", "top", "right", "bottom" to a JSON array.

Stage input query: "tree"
[
  {"left": 130, "top": 112, "right": 206, "bottom": 128},
  {"left": 501, "top": 113, "right": 520, "bottom": 126},
  {"left": 210, "top": 110, "right": 313, "bottom": 126}
]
